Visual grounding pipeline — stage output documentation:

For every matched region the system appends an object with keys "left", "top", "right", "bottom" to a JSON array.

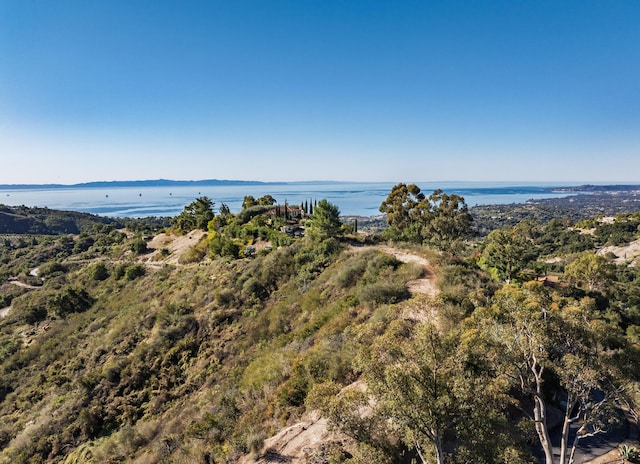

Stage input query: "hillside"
[
  {"left": 0, "top": 230, "right": 427, "bottom": 463},
  {"left": 1, "top": 191, "right": 639, "bottom": 464},
  {"left": 0, "top": 205, "right": 122, "bottom": 235}
]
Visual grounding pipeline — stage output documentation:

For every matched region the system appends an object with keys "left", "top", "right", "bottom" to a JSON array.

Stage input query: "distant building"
[{"left": 265, "top": 205, "right": 304, "bottom": 220}]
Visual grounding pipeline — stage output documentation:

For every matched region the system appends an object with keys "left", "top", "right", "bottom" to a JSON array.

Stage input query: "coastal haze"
[{"left": 0, "top": 181, "right": 583, "bottom": 218}]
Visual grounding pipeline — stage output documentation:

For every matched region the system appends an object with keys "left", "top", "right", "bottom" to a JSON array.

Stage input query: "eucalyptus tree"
[
  {"left": 354, "top": 319, "right": 523, "bottom": 464},
  {"left": 479, "top": 282, "right": 624, "bottom": 464},
  {"left": 564, "top": 252, "right": 613, "bottom": 293},
  {"left": 257, "top": 194, "right": 276, "bottom": 206},
  {"left": 379, "top": 184, "right": 473, "bottom": 248},
  {"left": 362, "top": 320, "right": 453, "bottom": 464},
  {"left": 241, "top": 195, "right": 257, "bottom": 210},
  {"left": 417, "top": 189, "right": 473, "bottom": 250},
  {"left": 379, "top": 183, "right": 426, "bottom": 240}
]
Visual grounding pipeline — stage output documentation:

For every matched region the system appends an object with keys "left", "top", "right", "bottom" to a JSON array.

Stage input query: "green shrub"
[
  {"left": 130, "top": 238, "right": 149, "bottom": 255},
  {"left": 277, "top": 365, "right": 309, "bottom": 407},
  {"left": 619, "top": 444, "right": 640, "bottom": 463},
  {"left": 22, "top": 305, "right": 48, "bottom": 324},
  {"left": 241, "top": 277, "right": 266, "bottom": 302},
  {"left": 46, "top": 286, "right": 94, "bottom": 317},
  {"left": 215, "top": 288, "right": 237, "bottom": 308},
  {"left": 222, "top": 241, "right": 240, "bottom": 259},
  {"left": 113, "top": 264, "right": 126, "bottom": 280},
  {"left": 209, "top": 234, "right": 241, "bottom": 259},
  {"left": 73, "top": 234, "right": 95, "bottom": 253},
  {"left": 180, "top": 245, "right": 208, "bottom": 263},
  {"left": 360, "top": 254, "right": 402, "bottom": 285},
  {"left": 236, "top": 204, "right": 273, "bottom": 224},
  {"left": 0, "top": 285, "right": 28, "bottom": 309},
  {"left": 336, "top": 259, "right": 367, "bottom": 288},
  {"left": 125, "top": 265, "right": 145, "bottom": 281},
  {"left": 90, "top": 262, "right": 109, "bottom": 281},
  {"left": 0, "top": 338, "right": 20, "bottom": 363},
  {"left": 358, "top": 281, "right": 409, "bottom": 305},
  {"left": 38, "top": 261, "right": 67, "bottom": 278}
]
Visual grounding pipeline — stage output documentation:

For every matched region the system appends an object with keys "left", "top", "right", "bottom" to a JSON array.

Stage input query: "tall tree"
[
  {"left": 379, "top": 183, "right": 425, "bottom": 237},
  {"left": 480, "top": 282, "right": 621, "bottom": 464},
  {"left": 308, "top": 199, "right": 342, "bottom": 240},
  {"left": 172, "top": 196, "right": 215, "bottom": 233},
  {"left": 564, "top": 252, "right": 612, "bottom": 292},
  {"left": 379, "top": 184, "right": 473, "bottom": 248},
  {"left": 358, "top": 320, "right": 454, "bottom": 464},
  {"left": 257, "top": 194, "right": 276, "bottom": 206},
  {"left": 480, "top": 225, "right": 537, "bottom": 282},
  {"left": 219, "top": 203, "right": 231, "bottom": 217},
  {"left": 241, "top": 195, "right": 257, "bottom": 210},
  {"left": 357, "top": 319, "right": 521, "bottom": 463},
  {"left": 418, "top": 189, "right": 473, "bottom": 249}
]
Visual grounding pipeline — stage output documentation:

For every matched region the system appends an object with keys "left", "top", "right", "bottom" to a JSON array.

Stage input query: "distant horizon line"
[{"left": 1, "top": 179, "right": 640, "bottom": 190}]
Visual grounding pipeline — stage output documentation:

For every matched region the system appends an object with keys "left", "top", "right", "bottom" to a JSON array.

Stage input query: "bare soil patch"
[
  {"left": 238, "top": 246, "right": 439, "bottom": 463},
  {"left": 238, "top": 412, "right": 354, "bottom": 464},
  {"left": 598, "top": 238, "right": 640, "bottom": 266},
  {"left": 377, "top": 245, "right": 438, "bottom": 297},
  {"left": 145, "top": 230, "right": 207, "bottom": 264},
  {"left": 8, "top": 279, "right": 41, "bottom": 290}
]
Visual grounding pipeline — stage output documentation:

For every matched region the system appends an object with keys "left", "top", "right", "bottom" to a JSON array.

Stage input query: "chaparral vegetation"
[{"left": 0, "top": 185, "right": 639, "bottom": 464}]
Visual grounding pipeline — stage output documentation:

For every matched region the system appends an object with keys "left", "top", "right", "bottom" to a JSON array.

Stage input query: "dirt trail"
[
  {"left": 8, "top": 280, "right": 41, "bottom": 290},
  {"left": 376, "top": 245, "right": 438, "bottom": 297},
  {"left": 238, "top": 245, "right": 625, "bottom": 464},
  {"left": 239, "top": 245, "right": 438, "bottom": 463},
  {"left": 237, "top": 412, "right": 349, "bottom": 464},
  {"left": 144, "top": 229, "right": 207, "bottom": 265}
]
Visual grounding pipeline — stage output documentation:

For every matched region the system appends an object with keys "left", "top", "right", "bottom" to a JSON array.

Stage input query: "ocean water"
[{"left": 0, "top": 181, "right": 584, "bottom": 218}]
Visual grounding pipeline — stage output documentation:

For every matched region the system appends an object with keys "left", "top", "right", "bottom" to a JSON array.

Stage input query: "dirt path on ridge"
[
  {"left": 238, "top": 245, "right": 439, "bottom": 463},
  {"left": 376, "top": 245, "right": 438, "bottom": 297},
  {"left": 8, "top": 279, "right": 41, "bottom": 290}
]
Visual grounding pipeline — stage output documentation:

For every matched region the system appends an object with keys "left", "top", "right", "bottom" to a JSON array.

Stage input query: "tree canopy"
[
  {"left": 479, "top": 225, "right": 537, "bottom": 282},
  {"left": 308, "top": 199, "right": 342, "bottom": 240},
  {"left": 171, "top": 196, "right": 215, "bottom": 233},
  {"left": 380, "top": 184, "right": 473, "bottom": 248}
]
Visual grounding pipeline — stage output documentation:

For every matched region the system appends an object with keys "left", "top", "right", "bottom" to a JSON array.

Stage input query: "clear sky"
[{"left": 1, "top": 1, "right": 639, "bottom": 184}]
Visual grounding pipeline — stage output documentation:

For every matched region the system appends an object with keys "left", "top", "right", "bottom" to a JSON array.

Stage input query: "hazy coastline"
[{"left": 3, "top": 180, "right": 637, "bottom": 218}]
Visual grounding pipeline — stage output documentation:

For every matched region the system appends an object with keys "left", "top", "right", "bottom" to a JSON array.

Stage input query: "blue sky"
[{"left": 1, "top": 1, "right": 638, "bottom": 184}]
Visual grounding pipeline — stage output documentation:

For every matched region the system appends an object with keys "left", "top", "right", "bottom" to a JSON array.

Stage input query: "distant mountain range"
[{"left": 0, "top": 179, "right": 284, "bottom": 189}]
